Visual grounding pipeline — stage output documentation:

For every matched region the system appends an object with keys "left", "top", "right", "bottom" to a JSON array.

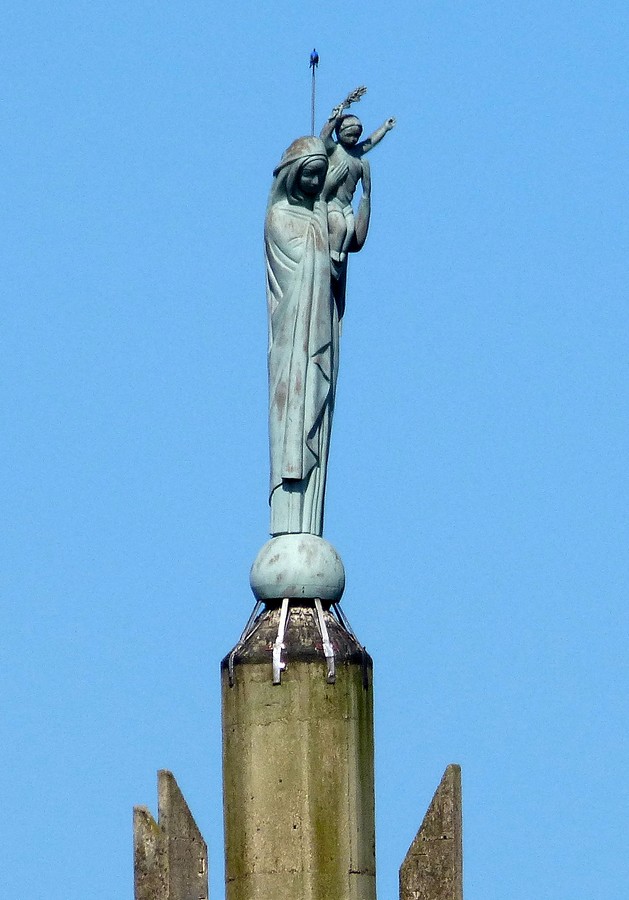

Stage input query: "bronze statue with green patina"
[{"left": 263, "top": 87, "right": 395, "bottom": 540}]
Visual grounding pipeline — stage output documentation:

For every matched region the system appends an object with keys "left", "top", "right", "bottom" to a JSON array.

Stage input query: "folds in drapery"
[{"left": 265, "top": 148, "right": 339, "bottom": 537}]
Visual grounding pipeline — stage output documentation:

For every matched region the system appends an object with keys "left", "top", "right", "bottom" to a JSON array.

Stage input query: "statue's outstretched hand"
[{"left": 385, "top": 117, "right": 396, "bottom": 130}]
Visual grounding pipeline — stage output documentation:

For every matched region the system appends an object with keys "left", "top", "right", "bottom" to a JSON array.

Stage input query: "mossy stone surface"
[{"left": 222, "top": 606, "right": 375, "bottom": 900}]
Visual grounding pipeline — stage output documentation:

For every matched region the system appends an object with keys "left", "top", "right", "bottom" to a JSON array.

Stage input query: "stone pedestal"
[{"left": 221, "top": 602, "right": 375, "bottom": 900}]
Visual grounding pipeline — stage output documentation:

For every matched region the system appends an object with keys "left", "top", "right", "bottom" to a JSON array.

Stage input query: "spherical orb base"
[{"left": 250, "top": 534, "right": 345, "bottom": 604}]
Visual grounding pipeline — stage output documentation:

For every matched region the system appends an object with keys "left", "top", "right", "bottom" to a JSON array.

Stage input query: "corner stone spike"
[
  {"left": 134, "top": 770, "right": 208, "bottom": 900},
  {"left": 399, "top": 764, "right": 463, "bottom": 900}
]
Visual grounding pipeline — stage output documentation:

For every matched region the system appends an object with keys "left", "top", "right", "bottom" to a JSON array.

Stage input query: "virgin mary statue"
[{"left": 264, "top": 137, "right": 342, "bottom": 537}]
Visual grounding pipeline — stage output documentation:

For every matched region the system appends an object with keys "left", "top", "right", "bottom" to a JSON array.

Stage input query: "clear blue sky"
[{"left": 3, "top": 2, "right": 628, "bottom": 898}]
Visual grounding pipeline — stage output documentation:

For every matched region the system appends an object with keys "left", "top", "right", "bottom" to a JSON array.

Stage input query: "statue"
[
  {"left": 264, "top": 91, "right": 395, "bottom": 539},
  {"left": 320, "top": 87, "right": 396, "bottom": 317}
]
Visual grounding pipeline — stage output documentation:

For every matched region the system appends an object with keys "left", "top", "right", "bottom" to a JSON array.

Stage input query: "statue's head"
[
  {"left": 335, "top": 115, "right": 363, "bottom": 147},
  {"left": 296, "top": 157, "right": 327, "bottom": 198},
  {"left": 271, "top": 137, "right": 328, "bottom": 204}
]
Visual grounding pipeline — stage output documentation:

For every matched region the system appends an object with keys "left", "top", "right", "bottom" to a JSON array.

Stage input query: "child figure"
[{"left": 320, "top": 87, "right": 396, "bottom": 280}]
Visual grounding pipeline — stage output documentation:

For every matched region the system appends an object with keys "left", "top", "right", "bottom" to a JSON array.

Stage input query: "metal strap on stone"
[
  {"left": 272, "top": 597, "right": 290, "bottom": 684},
  {"left": 314, "top": 597, "right": 336, "bottom": 684},
  {"left": 227, "top": 599, "right": 264, "bottom": 687}
]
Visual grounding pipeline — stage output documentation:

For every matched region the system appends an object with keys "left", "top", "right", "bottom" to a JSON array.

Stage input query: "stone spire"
[
  {"left": 399, "top": 764, "right": 463, "bottom": 900},
  {"left": 134, "top": 770, "right": 208, "bottom": 900}
]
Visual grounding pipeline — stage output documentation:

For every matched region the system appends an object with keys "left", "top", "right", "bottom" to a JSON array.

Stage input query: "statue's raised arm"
[{"left": 357, "top": 116, "right": 396, "bottom": 155}]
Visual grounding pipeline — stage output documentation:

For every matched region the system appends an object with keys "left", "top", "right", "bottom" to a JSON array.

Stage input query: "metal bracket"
[
  {"left": 314, "top": 597, "right": 336, "bottom": 684},
  {"left": 272, "top": 598, "right": 290, "bottom": 684}
]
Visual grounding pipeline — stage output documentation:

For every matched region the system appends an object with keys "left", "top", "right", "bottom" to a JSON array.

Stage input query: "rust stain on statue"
[{"left": 274, "top": 381, "right": 287, "bottom": 418}]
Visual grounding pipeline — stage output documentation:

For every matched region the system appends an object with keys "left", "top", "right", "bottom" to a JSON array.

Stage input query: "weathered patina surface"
[
  {"left": 265, "top": 137, "right": 339, "bottom": 537},
  {"left": 265, "top": 90, "right": 394, "bottom": 538}
]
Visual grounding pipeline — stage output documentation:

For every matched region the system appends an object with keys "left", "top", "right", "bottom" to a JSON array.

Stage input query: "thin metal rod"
[
  {"left": 239, "top": 600, "right": 264, "bottom": 644},
  {"left": 332, "top": 601, "right": 369, "bottom": 689},
  {"left": 332, "top": 601, "right": 360, "bottom": 645},
  {"left": 311, "top": 65, "right": 316, "bottom": 135},
  {"left": 228, "top": 600, "right": 264, "bottom": 687}
]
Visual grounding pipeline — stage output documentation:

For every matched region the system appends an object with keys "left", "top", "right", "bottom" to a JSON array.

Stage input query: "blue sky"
[{"left": 3, "top": 1, "right": 629, "bottom": 897}]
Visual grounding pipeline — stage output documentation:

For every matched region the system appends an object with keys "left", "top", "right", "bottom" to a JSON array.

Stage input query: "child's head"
[{"left": 335, "top": 115, "right": 363, "bottom": 146}]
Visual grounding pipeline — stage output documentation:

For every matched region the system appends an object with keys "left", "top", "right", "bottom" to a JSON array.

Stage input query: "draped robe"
[{"left": 265, "top": 151, "right": 339, "bottom": 536}]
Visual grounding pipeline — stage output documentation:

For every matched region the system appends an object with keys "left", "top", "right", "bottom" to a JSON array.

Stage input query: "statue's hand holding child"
[{"left": 322, "top": 162, "right": 349, "bottom": 202}]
